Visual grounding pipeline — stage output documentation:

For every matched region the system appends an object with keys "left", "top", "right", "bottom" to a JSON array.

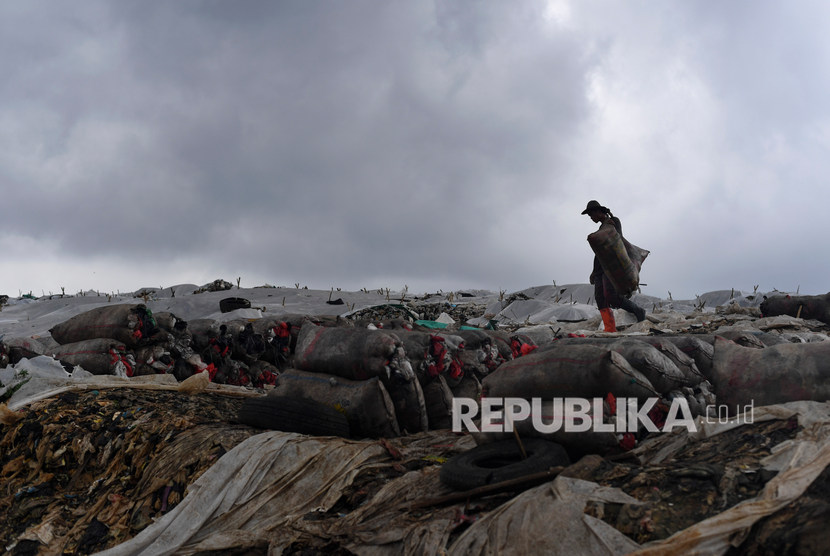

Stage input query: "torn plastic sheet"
[
  {"left": 448, "top": 476, "right": 642, "bottom": 555},
  {"left": 94, "top": 432, "right": 390, "bottom": 556},
  {"left": 91, "top": 401, "right": 830, "bottom": 556},
  {"left": 629, "top": 401, "right": 830, "bottom": 555},
  {"left": 1, "top": 356, "right": 256, "bottom": 412}
]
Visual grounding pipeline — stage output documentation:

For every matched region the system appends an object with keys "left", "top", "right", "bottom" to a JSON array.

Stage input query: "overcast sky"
[{"left": 2, "top": 1, "right": 829, "bottom": 300}]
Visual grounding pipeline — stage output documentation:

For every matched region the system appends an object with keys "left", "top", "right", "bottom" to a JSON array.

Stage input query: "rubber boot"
[{"left": 600, "top": 308, "right": 617, "bottom": 332}]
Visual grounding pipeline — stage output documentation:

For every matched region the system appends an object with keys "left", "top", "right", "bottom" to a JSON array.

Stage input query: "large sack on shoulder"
[
  {"left": 294, "top": 323, "right": 427, "bottom": 433},
  {"left": 270, "top": 369, "right": 400, "bottom": 439},
  {"left": 482, "top": 344, "right": 657, "bottom": 401},
  {"left": 50, "top": 338, "right": 134, "bottom": 376},
  {"left": 49, "top": 304, "right": 159, "bottom": 347},
  {"left": 712, "top": 336, "right": 830, "bottom": 413},
  {"left": 760, "top": 292, "right": 830, "bottom": 325},
  {"left": 588, "top": 222, "right": 648, "bottom": 296}
]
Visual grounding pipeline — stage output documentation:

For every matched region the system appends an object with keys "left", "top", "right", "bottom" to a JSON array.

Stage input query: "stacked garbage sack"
[
  {"left": 1, "top": 301, "right": 518, "bottom": 439},
  {"left": 4, "top": 289, "right": 830, "bottom": 453},
  {"left": 3, "top": 303, "right": 286, "bottom": 390},
  {"left": 260, "top": 321, "right": 513, "bottom": 437},
  {"left": 470, "top": 291, "right": 830, "bottom": 457},
  {"left": 470, "top": 333, "right": 717, "bottom": 455}
]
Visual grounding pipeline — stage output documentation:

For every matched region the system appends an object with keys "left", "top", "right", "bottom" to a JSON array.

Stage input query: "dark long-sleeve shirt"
[{"left": 592, "top": 216, "right": 622, "bottom": 278}]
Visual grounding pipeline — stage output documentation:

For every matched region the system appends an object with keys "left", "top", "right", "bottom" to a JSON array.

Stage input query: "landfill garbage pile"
[
  {"left": 0, "top": 381, "right": 260, "bottom": 555},
  {"left": 1, "top": 282, "right": 830, "bottom": 553},
  {"left": 1, "top": 384, "right": 828, "bottom": 554}
]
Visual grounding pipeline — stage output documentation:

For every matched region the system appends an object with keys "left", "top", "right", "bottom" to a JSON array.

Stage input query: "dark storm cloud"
[
  {"left": 3, "top": 1, "right": 830, "bottom": 298},
  {"left": 0, "top": 0, "right": 595, "bottom": 294}
]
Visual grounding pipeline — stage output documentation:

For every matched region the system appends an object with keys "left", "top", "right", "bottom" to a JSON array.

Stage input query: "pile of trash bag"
[
  {"left": 2, "top": 287, "right": 830, "bottom": 455},
  {"left": 3, "top": 303, "right": 286, "bottom": 390},
  {"left": 3, "top": 384, "right": 826, "bottom": 555},
  {"left": 3, "top": 285, "right": 830, "bottom": 554},
  {"left": 1, "top": 302, "right": 514, "bottom": 438}
]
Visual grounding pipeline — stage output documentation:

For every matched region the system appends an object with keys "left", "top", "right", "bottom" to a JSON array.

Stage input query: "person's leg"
[
  {"left": 596, "top": 276, "right": 616, "bottom": 332},
  {"left": 619, "top": 295, "right": 646, "bottom": 322},
  {"left": 600, "top": 308, "right": 616, "bottom": 332}
]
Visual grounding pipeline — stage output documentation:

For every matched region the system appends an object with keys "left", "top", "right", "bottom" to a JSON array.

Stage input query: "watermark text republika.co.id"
[{"left": 452, "top": 397, "right": 755, "bottom": 434}]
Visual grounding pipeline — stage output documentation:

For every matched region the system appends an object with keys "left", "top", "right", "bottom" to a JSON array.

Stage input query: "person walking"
[{"left": 582, "top": 200, "right": 646, "bottom": 332}]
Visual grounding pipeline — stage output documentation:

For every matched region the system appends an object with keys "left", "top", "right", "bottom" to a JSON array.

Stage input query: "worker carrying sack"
[{"left": 588, "top": 222, "right": 649, "bottom": 296}]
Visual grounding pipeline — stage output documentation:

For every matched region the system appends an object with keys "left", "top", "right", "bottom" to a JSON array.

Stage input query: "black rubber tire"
[
  {"left": 439, "top": 438, "right": 570, "bottom": 491},
  {"left": 237, "top": 395, "right": 351, "bottom": 438},
  {"left": 220, "top": 297, "right": 252, "bottom": 313}
]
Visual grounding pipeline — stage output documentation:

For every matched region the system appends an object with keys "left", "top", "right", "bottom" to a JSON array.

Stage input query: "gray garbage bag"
[
  {"left": 711, "top": 336, "right": 830, "bottom": 414},
  {"left": 482, "top": 344, "right": 657, "bottom": 401},
  {"left": 50, "top": 338, "right": 134, "bottom": 376},
  {"left": 270, "top": 369, "right": 400, "bottom": 438},
  {"left": 295, "top": 323, "right": 428, "bottom": 433},
  {"left": 49, "top": 304, "right": 159, "bottom": 347},
  {"left": 544, "top": 339, "right": 688, "bottom": 395}
]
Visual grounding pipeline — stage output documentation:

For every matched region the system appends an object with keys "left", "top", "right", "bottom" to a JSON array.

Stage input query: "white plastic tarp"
[
  {"left": 91, "top": 401, "right": 830, "bottom": 556},
  {"left": 447, "top": 476, "right": 642, "bottom": 555}
]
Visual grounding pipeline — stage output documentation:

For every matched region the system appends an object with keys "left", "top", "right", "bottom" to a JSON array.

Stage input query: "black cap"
[{"left": 581, "top": 200, "right": 607, "bottom": 215}]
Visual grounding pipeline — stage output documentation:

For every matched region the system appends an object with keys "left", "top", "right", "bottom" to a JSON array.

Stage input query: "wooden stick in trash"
[
  {"left": 513, "top": 427, "right": 527, "bottom": 460},
  {"left": 409, "top": 466, "right": 565, "bottom": 510},
  {"left": 505, "top": 412, "right": 527, "bottom": 459},
  {"left": 797, "top": 304, "right": 803, "bottom": 319}
]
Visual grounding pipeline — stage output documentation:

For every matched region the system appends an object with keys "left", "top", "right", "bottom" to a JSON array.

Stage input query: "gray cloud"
[{"left": 1, "top": 1, "right": 829, "bottom": 299}]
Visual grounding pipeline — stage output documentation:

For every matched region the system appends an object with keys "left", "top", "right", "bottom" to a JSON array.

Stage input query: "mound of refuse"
[{"left": 1, "top": 282, "right": 830, "bottom": 554}]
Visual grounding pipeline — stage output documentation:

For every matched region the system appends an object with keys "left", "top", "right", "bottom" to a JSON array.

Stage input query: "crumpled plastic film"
[
  {"left": 94, "top": 432, "right": 387, "bottom": 556},
  {"left": 631, "top": 401, "right": 830, "bottom": 555},
  {"left": 447, "top": 476, "right": 642, "bottom": 556}
]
